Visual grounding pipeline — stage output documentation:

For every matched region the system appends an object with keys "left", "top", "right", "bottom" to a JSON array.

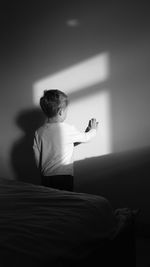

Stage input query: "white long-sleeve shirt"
[{"left": 33, "top": 122, "right": 96, "bottom": 176}]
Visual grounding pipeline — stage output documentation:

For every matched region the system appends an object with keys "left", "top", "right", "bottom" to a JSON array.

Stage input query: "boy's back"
[{"left": 34, "top": 122, "right": 75, "bottom": 177}]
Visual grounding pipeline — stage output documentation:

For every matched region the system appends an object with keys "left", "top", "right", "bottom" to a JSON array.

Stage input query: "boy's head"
[{"left": 40, "top": 89, "right": 68, "bottom": 122}]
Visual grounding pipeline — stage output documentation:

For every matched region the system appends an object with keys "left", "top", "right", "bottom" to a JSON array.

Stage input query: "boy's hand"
[{"left": 85, "top": 118, "right": 99, "bottom": 132}]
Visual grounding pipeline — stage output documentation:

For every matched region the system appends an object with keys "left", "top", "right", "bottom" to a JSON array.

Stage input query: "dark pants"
[{"left": 41, "top": 175, "right": 74, "bottom": 191}]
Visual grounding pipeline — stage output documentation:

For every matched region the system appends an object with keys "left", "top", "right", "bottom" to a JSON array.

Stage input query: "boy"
[{"left": 33, "top": 89, "right": 98, "bottom": 191}]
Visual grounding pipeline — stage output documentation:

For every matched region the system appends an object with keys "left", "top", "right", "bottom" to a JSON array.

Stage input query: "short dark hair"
[{"left": 40, "top": 89, "right": 68, "bottom": 118}]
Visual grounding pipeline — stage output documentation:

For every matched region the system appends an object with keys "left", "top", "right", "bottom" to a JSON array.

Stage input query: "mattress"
[{"left": 0, "top": 178, "right": 135, "bottom": 266}]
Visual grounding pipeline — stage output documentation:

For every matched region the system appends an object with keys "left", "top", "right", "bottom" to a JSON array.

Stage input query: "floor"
[{"left": 136, "top": 237, "right": 150, "bottom": 267}]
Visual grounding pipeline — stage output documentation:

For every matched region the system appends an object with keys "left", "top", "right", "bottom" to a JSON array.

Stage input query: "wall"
[{"left": 0, "top": 1, "right": 150, "bottom": 226}]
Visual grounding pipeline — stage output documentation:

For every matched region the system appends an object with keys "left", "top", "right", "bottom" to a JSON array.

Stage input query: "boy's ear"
[{"left": 58, "top": 108, "right": 62, "bottom": 116}]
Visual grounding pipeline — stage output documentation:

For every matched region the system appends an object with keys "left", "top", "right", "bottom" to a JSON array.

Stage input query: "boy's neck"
[{"left": 47, "top": 116, "right": 64, "bottom": 123}]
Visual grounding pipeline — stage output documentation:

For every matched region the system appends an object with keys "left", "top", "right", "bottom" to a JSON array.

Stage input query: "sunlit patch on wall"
[
  {"left": 33, "top": 52, "right": 111, "bottom": 159},
  {"left": 67, "top": 90, "right": 111, "bottom": 161},
  {"left": 33, "top": 53, "right": 109, "bottom": 105}
]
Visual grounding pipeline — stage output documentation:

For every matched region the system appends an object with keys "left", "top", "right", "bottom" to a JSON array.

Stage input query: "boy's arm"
[{"left": 73, "top": 118, "right": 98, "bottom": 145}]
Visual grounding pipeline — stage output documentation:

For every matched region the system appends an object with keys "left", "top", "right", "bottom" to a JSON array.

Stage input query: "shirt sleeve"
[
  {"left": 69, "top": 125, "right": 96, "bottom": 144},
  {"left": 33, "top": 132, "right": 40, "bottom": 167}
]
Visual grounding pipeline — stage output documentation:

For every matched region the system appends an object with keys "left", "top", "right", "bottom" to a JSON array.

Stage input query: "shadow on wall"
[
  {"left": 11, "top": 108, "right": 45, "bottom": 184},
  {"left": 74, "top": 147, "right": 150, "bottom": 219}
]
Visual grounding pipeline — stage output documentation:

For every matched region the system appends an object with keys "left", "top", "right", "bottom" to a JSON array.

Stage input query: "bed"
[{"left": 0, "top": 178, "right": 136, "bottom": 267}]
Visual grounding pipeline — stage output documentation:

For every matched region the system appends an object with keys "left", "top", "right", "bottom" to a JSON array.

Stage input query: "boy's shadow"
[{"left": 11, "top": 108, "right": 45, "bottom": 184}]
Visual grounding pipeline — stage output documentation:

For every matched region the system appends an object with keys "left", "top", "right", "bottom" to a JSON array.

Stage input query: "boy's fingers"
[
  {"left": 89, "top": 118, "right": 98, "bottom": 128},
  {"left": 91, "top": 118, "right": 96, "bottom": 125}
]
